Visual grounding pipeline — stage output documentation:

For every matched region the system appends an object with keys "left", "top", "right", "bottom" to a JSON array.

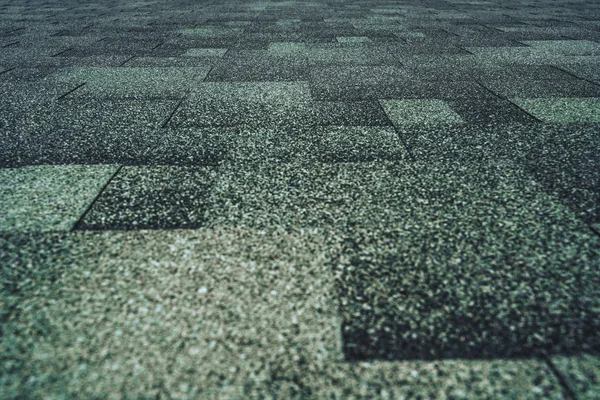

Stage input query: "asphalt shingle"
[
  {"left": 76, "top": 166, "right": 219, "bottom": 230},
  {"left": 53, "top": 67, "right": 210, "bottom": 99},
  {"left": 1, "top": 0, "right": 599, "bottom": 397},
  {"left": 551, "top": 355, "right": 600, "bottom": 400},
  {"left": 170, "top": 82, "right": 316, "bottom": 128},
  {"left": 0, "top": 165, "right": 116, "bottom": 232},
  {"left": 1, "top": 98, "right": 179, "bottom": 166}
]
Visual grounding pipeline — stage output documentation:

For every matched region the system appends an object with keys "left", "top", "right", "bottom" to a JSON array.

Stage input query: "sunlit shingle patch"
[
  {"left": 0, "top": 228, "right": 340, "bottom": 398},
  {"left": 0, "top": 165, "right": 117, "bottom": 232},
  {"left": 178, "top": 27, "right": 243, "bottom": 37},
  {"left": 380, "top": 99, "right": 465, "bottom": 127},
  {"left": 336, "top": 36, "right": 373, "bottom": 44},
  {"left": 397, "top": 31, "right": 426, "bottom": 38},
  {"left": 171, "top": 82, "right": 315, "bottom": 128},
  {"left": 267, "top": 41, "right": 308, "bottom": 56},
  {"left": 511, "top": 97, "right": 600, "bottom": 123},
  {"left": 182, "top": 48, "right": 228, "bottom": 57},
  {"left": 521, "top": 40, "right": 600, "bottom": 56}
]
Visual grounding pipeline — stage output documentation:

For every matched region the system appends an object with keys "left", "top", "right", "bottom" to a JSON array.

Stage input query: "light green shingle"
[
  {"left": 182, "top": 48, "right": 228, "bottom": 57},
  {"left": 512, "top": 97, "right": 600, "bottom": 123},
  {"left": 380, "top": 99, "right": 465, "bottom": 126},
  {"left": 0, "top": 165, "right": 117, "bottom": 232}
]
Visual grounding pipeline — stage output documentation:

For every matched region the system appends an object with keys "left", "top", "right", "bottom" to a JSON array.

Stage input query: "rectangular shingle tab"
[
  {"left": 76, "top": 166, "right": 219, "bottom": 230},
  {"left": 0, "top": 165, "right": 117, "bottom": 232},
  {"left": 381, "top": 99, "right": 465, "bottom": 126},
  {"left": 336, "top": 159, "right": 600, "bottom": 360},
  {"left": 512, "top": 97, "right": 600, "bottom": 123},
  {"left": 170, "top": 82, "right": 316, "bottom": 127},
  {"left": 53, "top": 67, "right": 211, "bottom": 99}
]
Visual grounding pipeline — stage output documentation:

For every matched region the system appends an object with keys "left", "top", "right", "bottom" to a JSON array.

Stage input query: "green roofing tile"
[
  {"left": 171, "top": 82, "right": 316, "bottom": 128},
  {"left": 306, "top": 46, "right": 395, "bottom": 65},
  {"left": 268, "top": 42, "right": 394, "bottom": 65},
  {"left": 0, "top": 165, "right": 117, "bottom": 232},
  {"left": 179, "top": 27, "right": 243, "bottom": 37},
  {"left": 203, "top": 161, "right": 406, "bottom": 229},
  {"left": 551, "top": 355, "right": 600, "bottom": 400},
  {"left": 380, "top": 99, "right": 465, "bottom": 127},
  {"left": 182, "top": 48, "right": 228, "bottom": 57},
  {"left": 522, "top": 40, "right": 600, "bottom": 56},
  {"left": 352, "top": 22, "right": 407, "bottom": 33},
  {"left": 190, "top": 81, "right": 312, "bottom": 103},
  {"left": 512, "top": 97, "right": 600, "bottom": 123},
  {"left": 313, "top": 359, "right": 563, "bottom": 399},
  {"left": 317, "top": 125, "right": 406, "bottom": 162},
  {"left": 336, "top": 36, "right": 373, "bottom": 44},
  {"left": 275, "top": 19, "right": 302, "bottom": 26},
  {"left": 2, "top": 0, "right": 600, "bottom": 396},
  {"left": 267, "top": 42, "right": 308, "bottom": 57},
  {"left": 336, "top": 159, "right": 600, "bottom": 360},
  {"left": 399, "top": 31, "right": 427, "bottom": 38},
  {"left": 76, "top": 166, "right": 219, "bottom": 230},
  {"left": 0, "top": 228, "right": 340, "bottom": 398},
  {"left": 52, "top": 67, "right": 210, "bottom": 98}
]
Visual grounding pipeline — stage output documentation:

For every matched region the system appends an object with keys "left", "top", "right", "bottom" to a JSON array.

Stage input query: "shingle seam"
[
  {"left": 543, "top": 355, "right": 578, "bottom": 400},
  {"left": 71, "top": 165, "right": 123, "bottom": 232},
  {"left": 375, "top": 99, "right": 417, "bottom": 162}
]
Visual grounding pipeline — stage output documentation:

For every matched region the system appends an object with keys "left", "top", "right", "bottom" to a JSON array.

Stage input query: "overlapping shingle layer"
[{"left": 1, "top": 0, "right": 599, "bottom": 398}]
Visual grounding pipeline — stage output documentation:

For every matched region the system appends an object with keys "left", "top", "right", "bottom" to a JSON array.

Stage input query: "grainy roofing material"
[{"left": 1, "top": 0, "right": 599, "bottom": 398}]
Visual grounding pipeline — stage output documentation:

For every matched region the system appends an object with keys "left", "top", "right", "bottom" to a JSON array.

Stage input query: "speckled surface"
[
  {"left": 401, "top": 123, "right": 600, "bottom": 232},
  {"left": 204, "top": 161, "right": 410, "bottom": 229},
  {"left": 335, "top": 160, "right": 600, "bottom": 360},
  {"left": 0, "top": 230, "right": 564, "bottom": 399},
  {"left": 511, "top": 98, "right": 600, "bottom": 123},
  {"left": 170, "top": 82, "right": 316, "bottom": 128},
  {"left": 77, "top": 166, "right": 219, "bottom": 230},
  {"left": 381, "top": 99, "right": 466, "bottom": 127},
  {"left": 2, "top": 0, "right": 600, "bottom": 397},
  {"left": 554, "top": 60, "right": 600, "bottom": 83},
  {"left": 315, "top": 126, "right": 405, "bottom": 162},
  {"left": 206, "top": 50, "right": 310, "bottom": 82},
  {"left": 0, "top": 229, "right": 341, "bottom": 398},
  {"left": 551, "top": 355, "right": 600, "bottom": 399},
  {"left": 182, "top": 48, "right": 228, "bottom": 58},
  {"left": 0, "top": 165, "right": 116, "bottom": 232},
  {"left": 1, "top": 98, "right": 179, "bottom": 166},
  {"left": 480, "top": 78, "right": 600, "bottom": 99},
  {"left": 53, "top": 67, "right": 211, "bottom": 99},
  {"left": 446, "top": 99, "right": 537, "bottom": 125}
]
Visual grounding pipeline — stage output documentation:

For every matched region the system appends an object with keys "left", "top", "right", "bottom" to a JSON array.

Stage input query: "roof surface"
[{"left": 1, "top": 0, "right": 599, "bottom": 398}]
